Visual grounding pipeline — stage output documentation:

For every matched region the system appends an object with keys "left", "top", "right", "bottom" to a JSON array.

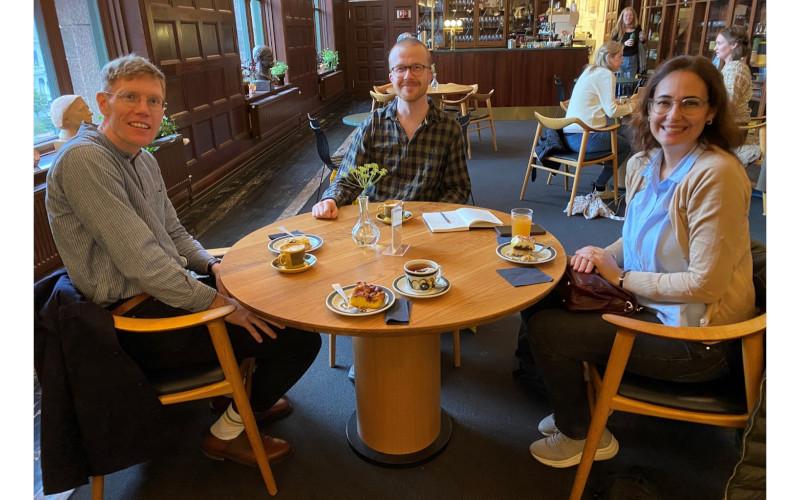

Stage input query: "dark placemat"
[
  {"left": 496, "top": 267, "right": 554, "bottom": 287},
  {"left": 385, "top": 298, "right": 411, "bottom": 324}
]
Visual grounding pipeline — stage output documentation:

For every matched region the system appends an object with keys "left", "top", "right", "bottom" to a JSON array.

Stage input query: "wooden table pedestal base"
[{"left": 347, "top": 333, "right": 452, "bottom": 464}]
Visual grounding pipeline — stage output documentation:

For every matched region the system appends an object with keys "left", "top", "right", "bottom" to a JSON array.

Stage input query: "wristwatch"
[
  {"left": 207, "top": 257, "right": 222, "bottom": 275},
  {"left": 618, "top": 270, "right": 629, "bottom": 289}
]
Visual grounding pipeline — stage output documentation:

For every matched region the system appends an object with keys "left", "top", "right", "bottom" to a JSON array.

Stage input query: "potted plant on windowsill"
[
  {"left": 146, "top": 115, "right": 180, "bottom": 153},
  {"left": 321, "top": 48, "right": 339, "bottom": 72},
  {"left": 270, "top": 61, "right": 288, "bottom": 86}
]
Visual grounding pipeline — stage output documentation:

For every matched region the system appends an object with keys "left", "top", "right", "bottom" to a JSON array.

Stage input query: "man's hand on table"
[
  {"left": 312, "top": 198, "right": 339, "bottom": 219},
  {"left": 210, "top": 293, "right": 284, "bottom": 343}
]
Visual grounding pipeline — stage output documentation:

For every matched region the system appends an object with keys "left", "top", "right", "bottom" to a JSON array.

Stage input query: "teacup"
[
  {"left": 381, "top": 199, "right": 404, "bottom": 219},
  {"left": 278, "top": 243, "right": 306, "bottom": 269},
  {"left": 403, "top": 259, "right": 444, "bottom": 291}
]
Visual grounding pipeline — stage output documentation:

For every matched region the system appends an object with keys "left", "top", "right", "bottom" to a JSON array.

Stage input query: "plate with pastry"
[
  {"left": 375, "top": 210, "right": 413, "bottom": 225},
  {"left": 496, "top": 235, "right": 557, "bottom": 265},
  {"left": 268, "top": 233, "right": 323, "bottom": 253},
  {"left": 326, "top": 281, "right": 396, "bottom": 316}
]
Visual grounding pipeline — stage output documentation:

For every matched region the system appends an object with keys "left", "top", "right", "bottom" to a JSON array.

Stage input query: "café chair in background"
[
  {"left": 307, "top": 113, "right": 340, "bottom": 202},
  {"left": 466, "top": 88, "right": 498, "bottom": 154},
  {"left": 370, "top": 91, "right": 396, "bottom": 112},
  {"left": 521, "top": 112, "right": 621, "bottom": 215},
  {"left": 372, "top": 82, "right": 393, "bottom": 94}
]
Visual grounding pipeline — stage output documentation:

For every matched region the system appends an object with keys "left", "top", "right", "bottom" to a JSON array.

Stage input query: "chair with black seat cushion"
[
  {"left": 520, "top": 112, "right": 621, "bottom": 214},
  {"left": 568, "top": 241, "right": 768, "bottom": 500},
  {"left": 88, "top": 293, "right": 278, "bottom": 499},
  {"left": 307, "top": 113, "right": 339, "bottom": 202}
]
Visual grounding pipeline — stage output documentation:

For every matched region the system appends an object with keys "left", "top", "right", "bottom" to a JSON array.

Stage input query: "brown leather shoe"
[
  {"left": 201, "top": 431, "right": 292, "bottom": 466},
  {"left": 209, "top": 396, "right": 294, "bottom": 423}
]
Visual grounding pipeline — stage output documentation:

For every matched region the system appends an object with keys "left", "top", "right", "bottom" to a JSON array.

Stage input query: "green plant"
[
  {"left": 270, "top": 61, "right": 288, "bottom": 78},
  {"left": 321, "top": 48, "right": 339, "bottom": 69},
  {"left": 144, "top": 115, "right": 179, "bottom": 152}
]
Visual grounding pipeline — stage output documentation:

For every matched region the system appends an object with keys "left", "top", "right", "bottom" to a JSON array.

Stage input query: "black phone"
[{"left": 494, "top": 224, "right": 546, "bottom": 237}]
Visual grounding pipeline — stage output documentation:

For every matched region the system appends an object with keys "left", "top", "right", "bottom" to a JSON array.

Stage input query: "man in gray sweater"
[{"left": 46, "top": 54, "right": 320, "bottom": 466}]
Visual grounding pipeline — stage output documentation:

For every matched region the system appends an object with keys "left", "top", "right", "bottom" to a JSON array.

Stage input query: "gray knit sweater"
[{"left": 45, "top": 123, "right": 217, "bottom": 311}]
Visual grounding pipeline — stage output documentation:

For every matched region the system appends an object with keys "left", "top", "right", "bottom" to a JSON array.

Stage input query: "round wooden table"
[{"left": 220, "top": 201, "right": 566, "bottom": 465}]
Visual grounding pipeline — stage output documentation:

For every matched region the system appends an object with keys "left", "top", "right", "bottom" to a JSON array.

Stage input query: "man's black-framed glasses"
[{"left": 390, "top": 64, "right": 430, "bottom": 76}]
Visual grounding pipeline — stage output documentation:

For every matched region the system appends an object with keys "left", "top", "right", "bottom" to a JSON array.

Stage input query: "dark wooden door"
[{"left": 347, "top": 1, "right": 388, "bottom": 95}]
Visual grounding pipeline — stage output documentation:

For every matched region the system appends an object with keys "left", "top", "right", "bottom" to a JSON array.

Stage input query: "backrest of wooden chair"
[
  {"left": 534, "top": 111, "right": 587, "bottom": 132},
  {"left": 370, "top": 90, "right": 395, "bottom": 112},
  {"left": 373, "top": 82, "right": 393, "bottom": 94},
  {"left": 470, "top": 88, "right": 494, "bottom": 113},
  {"left": 560, "top": 99, "right": 569, "bottom": 112}
]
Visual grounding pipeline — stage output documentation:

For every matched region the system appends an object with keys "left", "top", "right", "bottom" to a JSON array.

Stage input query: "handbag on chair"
[{"left": 557, "top": 265, "right": 641, "bottom": 315}]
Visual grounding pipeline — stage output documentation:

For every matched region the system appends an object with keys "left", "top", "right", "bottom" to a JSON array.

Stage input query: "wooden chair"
[
  {"left": 739, "top": 117, "right": 766, "bottom": 215},
  {"left": 569, "top": 239, "right": 767, "bottom": 500},
  {"left": 370, "top": 90, "right": 396, "bottom": 112},
  {"left": 466, "top": 88, "right": 498, "bottom": 154},
  {"left": 373, "top": 82, "right": 393, "bottom": 94},
  {"left": 90, "top": 298, "right": 278, "bottom": 499},
  {"left": 520, "top": 112, "right": 621, "bottom": 215},
  {"left": 442, "top": 90, "right": 477, "bottom": 158}
]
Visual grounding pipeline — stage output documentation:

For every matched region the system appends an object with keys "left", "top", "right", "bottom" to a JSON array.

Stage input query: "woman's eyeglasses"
[
  {"left": 390, "top": 64, "right": 430, "bottom": 76},
  {"left": 647, "top": 97, "right": 708, "bottom": 116},
  {"left": 103, "top": 91, "right": 167, "bottom": 111}
]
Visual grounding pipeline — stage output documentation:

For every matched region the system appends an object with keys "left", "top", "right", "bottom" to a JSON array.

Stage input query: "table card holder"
[{"left": 382, "top": 204, "right": 410, "bottom": 256}]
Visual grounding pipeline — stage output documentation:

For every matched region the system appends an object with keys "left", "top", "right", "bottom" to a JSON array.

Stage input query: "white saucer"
[
  {"left": 268, "top": 234, "right": 324, "bottom": 253},
  {"left": 375, "top": 210, "right": 413, "bottom": 225},
  {"left": 391, "top": 275, "right": 451, "bottom": 299},
  {"left": 270, "top": 254, "right": 317, "bottom": 273},
  {"left": 325, "top": 284, "right": 396, "bottom": 316},
  {"left": 496, "top": 242, "right": 557, "bottom": 265}
]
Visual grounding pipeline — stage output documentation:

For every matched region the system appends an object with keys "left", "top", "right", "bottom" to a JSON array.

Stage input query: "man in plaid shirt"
[{"left": 312, "top": 37, "right": 471, "bottom": 219}]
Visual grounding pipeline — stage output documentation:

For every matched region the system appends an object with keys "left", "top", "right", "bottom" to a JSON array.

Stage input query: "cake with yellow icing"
[
  {"left": 280, "top": 235, "right": 311, "bottom": 251},
  {"left": 349, "top": 281, "right": 386, "bottom": 309}
]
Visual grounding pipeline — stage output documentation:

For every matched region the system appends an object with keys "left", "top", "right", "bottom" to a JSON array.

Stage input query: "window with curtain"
[{"left": 34, "top": 0, "right": 108, "bottom": 146}]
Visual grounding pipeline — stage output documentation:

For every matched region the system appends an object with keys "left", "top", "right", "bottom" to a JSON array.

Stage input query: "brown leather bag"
[{"left": 557, "top": 265, "right": 642, "bottom": 315}]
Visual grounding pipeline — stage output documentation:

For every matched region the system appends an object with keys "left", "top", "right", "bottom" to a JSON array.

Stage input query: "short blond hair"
[
  {"left": 101, "top": 54, "right": 165, "bottom": 93},
  {"left": 388, "top": 37, "right": 433, "bottom": 66}
]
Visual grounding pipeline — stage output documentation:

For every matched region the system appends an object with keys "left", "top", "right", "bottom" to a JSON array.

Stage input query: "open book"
[{"left": 422, "top": 208, "right": 503, "bottom": 233}]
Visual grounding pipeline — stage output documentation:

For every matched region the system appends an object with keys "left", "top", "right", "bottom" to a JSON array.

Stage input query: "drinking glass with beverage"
[{"left": 511, "top": 208, "right": 533, "bottom": 238}]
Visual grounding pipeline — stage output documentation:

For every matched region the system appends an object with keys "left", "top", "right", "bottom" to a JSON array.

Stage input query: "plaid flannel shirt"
[{"left": 322, "top": 98, "right": 471, "bottom": 206}]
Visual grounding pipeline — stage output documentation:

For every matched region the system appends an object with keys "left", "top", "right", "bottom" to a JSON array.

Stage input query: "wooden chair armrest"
[
  {"left": 113, "top": 305, "right": 236, "bottom": 333},
  {"left": 601, "top": 313, "right": 766, "bottom": 342},
  {"left": 111, "top": 293, "right": 150, "bottom": 316},
  {"left": 590, "top": 123, "right": 621, "bottom": 133},
  {"left": 739, "top": 121, "right": 766, "bottom": 131},
  {"left": 205, "top": 247, "right": 230, "bottom": 257},
  {"left": 442, "top": 94, "right": 473, "bottom": 105}
]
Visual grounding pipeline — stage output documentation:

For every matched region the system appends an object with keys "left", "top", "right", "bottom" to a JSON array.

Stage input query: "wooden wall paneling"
[
  {"left": 319, "top": 69, "right": 345, "bottom": 101},
  {"left": 387, "top": 0, "right": 417, "bottom": 45},
  {"left": 117, "top": 0, "right": 150, "bottom": 57},
  {"left": 333, "top": 1, "right": 348, "bottom": 91},
  {"left": 347, "top": 1, "right": 388, "bottom": 95}
]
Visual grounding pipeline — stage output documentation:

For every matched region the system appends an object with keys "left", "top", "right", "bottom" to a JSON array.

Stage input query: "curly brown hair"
[{"left": 631, "top": 56, "right": 743, "bottom": 153}]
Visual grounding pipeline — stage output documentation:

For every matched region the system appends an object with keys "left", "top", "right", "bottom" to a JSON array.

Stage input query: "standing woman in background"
[
  {"left": 611, "top": 7, "right": 647, "bottom": 78},
  {"left": 715, "top": 28, "right": 753, "bottom": 124}
]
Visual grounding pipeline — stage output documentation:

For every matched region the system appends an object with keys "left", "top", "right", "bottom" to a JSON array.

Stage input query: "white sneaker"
[
  {"left": 538, "top": 413, "right": 558, "bottom": 436},
  {"left": 529, "top": 429, "right": 619, "bottom": 468}
]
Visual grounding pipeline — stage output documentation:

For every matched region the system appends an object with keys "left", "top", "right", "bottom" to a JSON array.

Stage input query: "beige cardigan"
[{"left": 606, "top": 145, "right": 755, "bottom": 326}]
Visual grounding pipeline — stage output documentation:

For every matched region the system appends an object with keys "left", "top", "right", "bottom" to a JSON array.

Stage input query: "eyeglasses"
[
  {"left": 647, "top": 97, "right": 708, "bottom": 116},
  {"left": 103, "top": 90, "right": 167, "bottom": 111},
  {"left": 390, "top": 64, "right": 430, "bottom": 76}
]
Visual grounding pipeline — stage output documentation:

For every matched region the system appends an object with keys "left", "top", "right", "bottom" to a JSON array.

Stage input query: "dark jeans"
[
  {"left": 520, "top": 292, "right": 737, "bottom": 439},
  {"left": 116, "top": 288, "right": 321, "bottom": 413},
  {"left": 564, "top": 127, "right": 632, "bottom": 188}
]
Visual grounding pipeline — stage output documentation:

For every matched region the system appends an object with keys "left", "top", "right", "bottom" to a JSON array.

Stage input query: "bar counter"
[{"left": 431, "top": 47, "right": 589, "bottom": 107}]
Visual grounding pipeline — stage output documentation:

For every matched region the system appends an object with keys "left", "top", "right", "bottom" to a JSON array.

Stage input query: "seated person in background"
[
  {"left": 522, "top": 56, "right": 752, "bottom": 468},
  {"left": 46, "top": 54, "right": 320, "bottom": 467},
  {"left": 312, "top": 36, "right": 470, "bottom": 219},
  {"left": 715, "top": 27, "right": 753, "bottom": 125},
  {"left": 565, "top": 41, "right": 637, "bottom": 197},
  {"left": 49, "top": 94, "right": 94, "bottom": 150}
]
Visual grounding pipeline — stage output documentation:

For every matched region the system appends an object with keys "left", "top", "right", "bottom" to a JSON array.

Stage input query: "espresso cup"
[
  {"left": 403, "top": 259, "right": 443, "bottom": 291},
  {"left": 381, "top": 199, "right": 403, "bottom": 219},
  {"left": 278, "top": 243, "right": 306, "bottom": 269}
]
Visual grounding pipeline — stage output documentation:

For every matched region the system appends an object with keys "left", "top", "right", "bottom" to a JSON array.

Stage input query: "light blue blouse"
[{"left": 622, "top": 145, "right": 707, "bottom": 327}]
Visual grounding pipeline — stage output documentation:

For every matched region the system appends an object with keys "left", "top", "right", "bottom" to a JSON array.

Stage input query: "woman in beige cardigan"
[{"left": 522, "top": 56, "right": 753, "bottom": 468}]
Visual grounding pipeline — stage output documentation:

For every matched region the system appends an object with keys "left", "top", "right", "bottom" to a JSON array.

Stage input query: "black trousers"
[
  {"left": 116, "top": 291, "right": 321, "bottom": 413},
  {"left": 521, "top": 292, "right": 738, "bottom": 439}
]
